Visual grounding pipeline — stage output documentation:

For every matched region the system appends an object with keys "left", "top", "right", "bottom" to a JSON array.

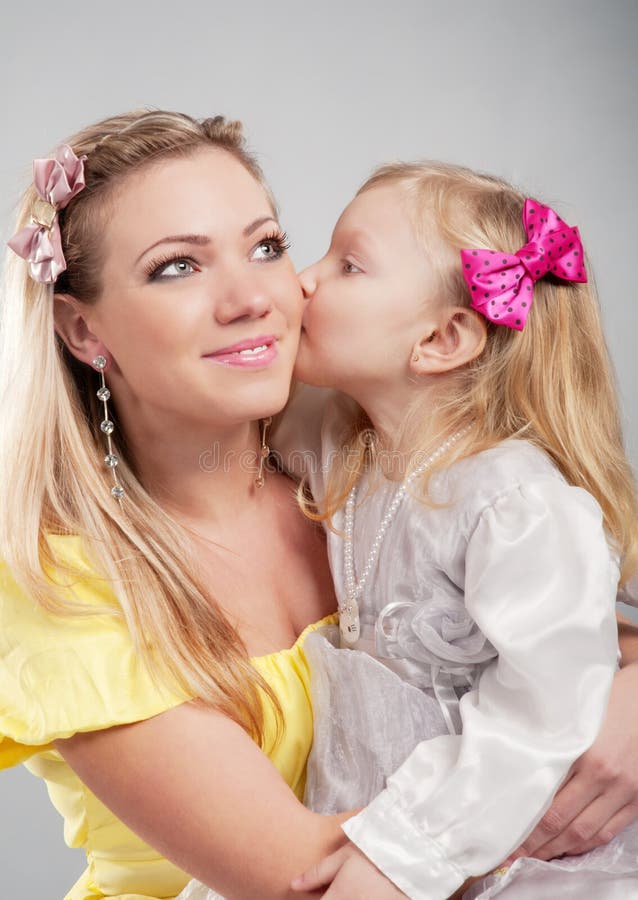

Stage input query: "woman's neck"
[{"left": 120, "top": 409, "right": 266, "bottom": 524}]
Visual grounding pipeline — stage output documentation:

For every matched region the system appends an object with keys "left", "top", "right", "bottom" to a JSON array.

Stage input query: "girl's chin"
[
  {"left": 293, "top": 352, "right": 332, "bottom": 387},
  {"left": 292, "top": 351, "right": 317, "bottom": 384},
  {"left": 292, "top": 365, "right": 318, "bottom": 385}
]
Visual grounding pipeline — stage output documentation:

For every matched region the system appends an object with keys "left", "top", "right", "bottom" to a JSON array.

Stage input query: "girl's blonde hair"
[
  {"left": 0, "top": 110, "right": 282, "bottom": 744},
  {"left": 314, "top": 161, "right": 638, "bottom": 583}
]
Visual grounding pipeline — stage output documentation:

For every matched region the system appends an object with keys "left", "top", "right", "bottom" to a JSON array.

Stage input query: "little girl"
[{"left": 283, "top": 163, "right": 638, "bottom": 898}]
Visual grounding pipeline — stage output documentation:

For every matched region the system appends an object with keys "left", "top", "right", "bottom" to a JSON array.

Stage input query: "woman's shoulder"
[
  {"left": 1, "top": 534, "right": 114, "bottom": 611},
  {"left": 0, "top": 537, "right": 188, "bottom": 765}
]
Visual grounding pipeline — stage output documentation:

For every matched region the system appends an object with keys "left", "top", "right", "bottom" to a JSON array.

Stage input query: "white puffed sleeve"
[{"left": 342, "top": 480, "right": 619, "bottom": 900}]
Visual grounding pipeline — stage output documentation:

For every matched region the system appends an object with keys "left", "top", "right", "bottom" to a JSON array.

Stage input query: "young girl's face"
[{"left": 295, "top": 185, "right": 440, "bottom": 401}]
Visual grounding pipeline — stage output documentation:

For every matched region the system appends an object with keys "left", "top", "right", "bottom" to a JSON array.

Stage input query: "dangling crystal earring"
[
  {"left": 255, "top": 416, "right": 272, "bottom": 489},
  {"left": 92, "top": 356, "right": 124, "bottom": 502}
]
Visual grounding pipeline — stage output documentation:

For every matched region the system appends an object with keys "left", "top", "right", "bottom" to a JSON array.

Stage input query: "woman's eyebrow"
[
  {"left": 243, "top": 215, "right": 278, "bottom": 236},
  {"left": 135, "top": 234, "right": 211, "bottom": 264}
]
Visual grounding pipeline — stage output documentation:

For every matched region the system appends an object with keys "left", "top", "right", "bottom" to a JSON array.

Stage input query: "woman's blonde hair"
[
  {"left": 313, "top": 161, "right": 638, "bottom": 584},
  {"left": 0, "top": 110, "right": 282, "bottom": 744}
]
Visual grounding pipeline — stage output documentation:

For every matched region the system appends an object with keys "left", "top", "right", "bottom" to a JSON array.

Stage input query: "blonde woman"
[{"left": 0, "top": 110, "right": 350, "bottom": 900}]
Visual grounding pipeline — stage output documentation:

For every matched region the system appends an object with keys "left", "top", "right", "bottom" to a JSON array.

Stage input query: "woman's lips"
[{"left": 203, "top": 335, "right": 279, "bottom": 368}]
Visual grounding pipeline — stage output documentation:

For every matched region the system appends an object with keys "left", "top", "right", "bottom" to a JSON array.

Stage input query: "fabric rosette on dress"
[
  {"left": 373, "top": 592, "right": 496, "bottom": 733},
  {"left": 304, "top": 595, "right": 496, "bottom": 816}
]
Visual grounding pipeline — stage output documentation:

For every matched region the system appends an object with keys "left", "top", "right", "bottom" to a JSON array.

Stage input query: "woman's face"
[
  {"left": 80, "top": 148, "right": 303, "bottom": 431},
  {"left": 295, "top": 185, "right": 437, "bottom": 400}
]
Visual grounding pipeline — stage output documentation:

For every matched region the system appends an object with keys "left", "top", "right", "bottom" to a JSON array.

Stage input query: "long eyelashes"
[
  {"left": 259, "top": 230, "right": 291, "bottom": 258},
  {"left": 144, "top": 254, "right": 200, "bottom": 280}
]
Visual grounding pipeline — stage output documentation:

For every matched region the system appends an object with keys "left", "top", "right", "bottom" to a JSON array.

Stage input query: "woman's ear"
[
  {"left": 409, "top": 307, "right": 487, "bottom": 376},
  {"left": 54, "top": 294, "right": 110, "bottom": 367}
]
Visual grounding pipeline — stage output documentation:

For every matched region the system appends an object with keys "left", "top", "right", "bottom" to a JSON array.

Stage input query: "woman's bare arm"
[{"left": 56, "top": 701, "right": 349, "bottom": 900}]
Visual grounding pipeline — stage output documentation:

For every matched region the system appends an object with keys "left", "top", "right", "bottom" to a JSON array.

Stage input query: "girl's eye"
[
  {"left": 343, "top": 260, "right": 363, "bottom": 274},
  {"left": 147, "top": 257, "right": 200, "bottom": 280},
  {"left": 251, "top": 231, "right": 291, "bottom": 262}
]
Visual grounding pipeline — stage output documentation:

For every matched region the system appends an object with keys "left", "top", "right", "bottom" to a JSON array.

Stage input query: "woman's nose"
[{"left": 214, "top": 272, "right": 273, "bottom": 324}]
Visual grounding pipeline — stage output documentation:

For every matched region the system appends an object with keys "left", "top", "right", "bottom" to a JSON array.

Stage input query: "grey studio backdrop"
[{"left": 1, "top": 1, "right": 637, "bottom": 897}]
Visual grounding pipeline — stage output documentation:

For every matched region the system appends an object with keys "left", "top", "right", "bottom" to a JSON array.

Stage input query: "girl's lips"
[{"left": 203, "top": 335, "right": 279, "bottom": 368}]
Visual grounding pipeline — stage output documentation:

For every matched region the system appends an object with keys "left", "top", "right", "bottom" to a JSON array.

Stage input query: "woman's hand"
[
  {"left": 505, "top": 659, "right": 638, "bottom": 863},
  {"left": 291, "top": 842, "right": 407, "bottom": 898}
]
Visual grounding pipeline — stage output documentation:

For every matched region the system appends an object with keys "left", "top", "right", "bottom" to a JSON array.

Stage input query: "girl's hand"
[
  {"left": 505, "top": 661, "right": 638, "bottom": 863},
  {"left": 291, "top": 842, "right": 407, "bottom": 898}
]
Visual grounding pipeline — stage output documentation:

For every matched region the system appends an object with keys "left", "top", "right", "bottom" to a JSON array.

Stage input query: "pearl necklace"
[{"left": 340, "top": 428, "right": 470, "bottom": 644}]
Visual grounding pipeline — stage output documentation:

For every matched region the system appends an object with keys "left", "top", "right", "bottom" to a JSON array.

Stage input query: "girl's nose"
[{"left": 298, "top": 265, "right": 318, "bottom": 301}]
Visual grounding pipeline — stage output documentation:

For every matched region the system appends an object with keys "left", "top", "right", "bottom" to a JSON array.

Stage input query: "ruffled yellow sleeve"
[{"left": 0, "top": 536, "right": 190, "bottom": 769}]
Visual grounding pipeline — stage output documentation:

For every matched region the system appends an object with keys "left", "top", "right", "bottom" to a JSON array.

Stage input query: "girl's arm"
[
  {"left": 56, "top": 700, "right": 349, "bottom": 900},
  {"left": 291, "top": 843, "right": 408, "bottom": 898},
  {"left": 299, "top": 479, "right": 618, "bottom": 900}
]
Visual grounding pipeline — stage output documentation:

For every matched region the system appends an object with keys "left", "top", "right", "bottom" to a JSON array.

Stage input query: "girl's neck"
[{"left": 359, "top": 382, "right": 450, "bottom": 479}]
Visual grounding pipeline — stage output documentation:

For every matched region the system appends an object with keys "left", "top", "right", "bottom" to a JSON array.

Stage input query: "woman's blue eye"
[
  {"left": 157, "top": 259, "right": 196, "bottom": 278},
  {"left": 251, "top": 232, "right": 291, "bottom": 262},
  {"left": 146, "top": 256, "right": 200, "bottom": 280},
  {"left": 252, "top": 241, "right": 278, "bottom": 260}
]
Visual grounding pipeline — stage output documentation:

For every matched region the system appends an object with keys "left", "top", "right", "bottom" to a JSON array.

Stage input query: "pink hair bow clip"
[
  {"left": 460, "top": 199, "right": 587, "bottom": 330},
  {"left": 8, "top": 144, "right": 87, "bottom": 284}
]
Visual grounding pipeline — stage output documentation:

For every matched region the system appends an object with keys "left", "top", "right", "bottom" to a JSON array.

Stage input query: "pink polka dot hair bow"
[
  {"left": 8, "top": 144, "right": 87, "bottom": 284},
  {"left": 460, "top": 199, "right": 587, "bottom": 331}
]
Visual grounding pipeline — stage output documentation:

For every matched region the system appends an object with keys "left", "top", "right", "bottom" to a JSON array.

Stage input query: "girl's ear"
[
  {"left": 409, "top": 307, "right": 487, "bottom": 376},
  {"left": 54, "top": 294, "right": 110, "bottom": 367}
]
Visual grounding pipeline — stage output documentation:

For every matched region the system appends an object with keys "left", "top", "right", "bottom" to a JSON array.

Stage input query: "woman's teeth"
[{"left": 237, "top": 345, "right": 268, "bottom": 355}]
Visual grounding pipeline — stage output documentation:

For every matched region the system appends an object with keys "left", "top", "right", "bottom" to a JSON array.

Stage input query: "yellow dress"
[{"left": 0, "top": 536, "right": 334, "bottom": 900}]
